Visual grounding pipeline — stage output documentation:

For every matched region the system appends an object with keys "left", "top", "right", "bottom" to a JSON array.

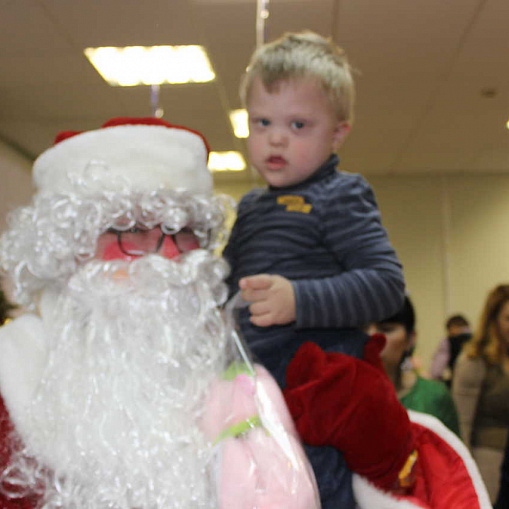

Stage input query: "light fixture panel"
[
  {"left": 209, "top": 151, "right": 246, "bottom": 172},
  {"left": 229, "top": 109, "right": 249, "bottom": 138},
  {"left": 84, "top": 45, "right": 216, "bottom": 86}
]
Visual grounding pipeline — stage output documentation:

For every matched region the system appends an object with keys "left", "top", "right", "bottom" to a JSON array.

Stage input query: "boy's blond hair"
[{"left": 240, "top": 31, "right": 355, "bottom": 123}]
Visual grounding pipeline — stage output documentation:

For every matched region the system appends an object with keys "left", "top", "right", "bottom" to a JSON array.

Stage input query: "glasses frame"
[{"left": 106, "top": 225, "right": 201, "bottom": 257}]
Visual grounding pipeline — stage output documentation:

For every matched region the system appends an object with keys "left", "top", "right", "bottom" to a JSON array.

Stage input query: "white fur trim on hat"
[{"left": 33, "top": 123, "right": 213, "bottom": 196}]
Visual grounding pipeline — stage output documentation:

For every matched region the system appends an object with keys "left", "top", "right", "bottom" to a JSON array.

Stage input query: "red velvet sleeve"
[{"left": 0, "top": 393, "right": 39, "bottom": 508}]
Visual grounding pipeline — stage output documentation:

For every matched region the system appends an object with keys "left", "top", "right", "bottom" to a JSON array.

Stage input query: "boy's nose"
[{"left": 268, "top": 128, "right": 287, "bottom": 146}]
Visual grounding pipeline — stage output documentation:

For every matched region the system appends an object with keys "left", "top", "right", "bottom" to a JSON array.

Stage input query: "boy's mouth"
[{"left": 266, "top": 155, "right": 287, "bottom": 170}]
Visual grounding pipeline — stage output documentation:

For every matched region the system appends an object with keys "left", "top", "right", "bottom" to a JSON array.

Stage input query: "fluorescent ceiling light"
[
  {"left": 229, "top": 109, "right": 249, "bottom": 138},
  {"left": 209, "top": 151, "right": 246, "bottom": 172},
  {"left": 84, "top": 45, "right": 215, "bottom": 86},
  {"left": 506, "top": 119, "right": 509, "bottom": 130}
]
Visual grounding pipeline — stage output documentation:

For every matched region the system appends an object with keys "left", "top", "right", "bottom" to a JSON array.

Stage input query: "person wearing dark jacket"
[{"left": 494, "top": 437, "right": 509, "bottom": 508}]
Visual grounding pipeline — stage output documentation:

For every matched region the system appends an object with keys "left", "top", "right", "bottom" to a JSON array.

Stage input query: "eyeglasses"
[{"left": 106, "top": 225, "right": 200, "bottom": 257}]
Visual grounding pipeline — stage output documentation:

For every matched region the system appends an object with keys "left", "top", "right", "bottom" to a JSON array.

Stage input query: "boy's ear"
[{"left": 332, "top": 122, "right": 351, "bottom": 150}]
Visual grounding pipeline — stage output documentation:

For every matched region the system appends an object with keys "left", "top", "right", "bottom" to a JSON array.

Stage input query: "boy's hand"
[{"left": 239, "top": 274, "right": 296, "bottom": 327}]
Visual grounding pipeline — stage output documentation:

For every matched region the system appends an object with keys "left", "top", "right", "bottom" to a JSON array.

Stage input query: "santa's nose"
[{"left": 160, "top": 235, "right": 183, "bottom": 259}]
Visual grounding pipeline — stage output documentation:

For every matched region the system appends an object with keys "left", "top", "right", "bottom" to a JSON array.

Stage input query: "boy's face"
[{"left": 246, "top": 77, "right": 350, "bottom": 188}]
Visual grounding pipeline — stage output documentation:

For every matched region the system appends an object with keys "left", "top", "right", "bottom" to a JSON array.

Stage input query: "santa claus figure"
[{"left": 0, "top": 118, "right": 319, "bottom": 509}]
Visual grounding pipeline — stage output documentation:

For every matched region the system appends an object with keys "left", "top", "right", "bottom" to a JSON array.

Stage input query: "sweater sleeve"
[
  {"left": 222, "top": 215, "right": 239, "bottom": 298},
  {"left": 222, "top": 193, "right": 250, "bottom": 299},
  {"left": 292, "top": 174, "right": 405, "bottom": 328}
]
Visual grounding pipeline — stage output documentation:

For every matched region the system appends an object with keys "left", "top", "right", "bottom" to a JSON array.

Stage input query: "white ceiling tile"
[{"left": 0, "top": 0, "right": 507, "bottom": 176}]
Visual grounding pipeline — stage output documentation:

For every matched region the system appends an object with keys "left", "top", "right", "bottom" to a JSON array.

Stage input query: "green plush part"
[
  {"left": 221, "top": 361, "right": 255, "bottom": 380},
  {"left": 213, "top": 416, "right": 262, "bottom": 444}
]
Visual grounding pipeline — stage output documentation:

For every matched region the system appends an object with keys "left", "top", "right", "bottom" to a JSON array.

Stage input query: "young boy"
[{"left": 223, "top": 31, "right": 405, "bottom": 508}]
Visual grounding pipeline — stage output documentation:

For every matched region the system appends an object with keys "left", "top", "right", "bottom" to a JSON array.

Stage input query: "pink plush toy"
[{"left": 201, "top": 362, "right": 320, "bottom": 509}]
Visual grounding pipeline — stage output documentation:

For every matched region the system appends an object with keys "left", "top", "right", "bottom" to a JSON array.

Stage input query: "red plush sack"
[{"left": 284, "top": 335, "right": 415, "bottom": 490}]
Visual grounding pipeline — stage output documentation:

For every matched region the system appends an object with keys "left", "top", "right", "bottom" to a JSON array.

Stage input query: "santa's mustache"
[{"left": 66, "top": 249, "right": 229, "bottom": 302}]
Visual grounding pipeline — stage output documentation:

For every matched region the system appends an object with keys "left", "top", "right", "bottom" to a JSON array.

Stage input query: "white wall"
[
  {"left": 0, "top": 140, "right": 34, "bottom": 231},
  {"left": 0, "top": 140, "right": 33, "bottom": 304},
  {"left": 216, "top": 172, "right": 509, "bottom": 371},
  {"left": 368, "top": 174, "right": 509, "bottom": 370}
]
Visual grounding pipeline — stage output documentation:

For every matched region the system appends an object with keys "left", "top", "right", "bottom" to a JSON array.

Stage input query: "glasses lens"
[
  {"left": 109, "top": 225, "right": 201, "bottom": 257},
  {"left": 174, "top": 228, "right": 200, "bottom": 253},
  {"left": 119, "top": 227, "right": 164, "bottom": 256}
]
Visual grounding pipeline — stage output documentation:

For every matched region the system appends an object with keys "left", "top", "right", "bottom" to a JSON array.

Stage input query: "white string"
[
  {"left": 150, "top": 84, "right": 163, "bottom": 118},
  {"left": 256, "top": 0, "right": 270, "bottom": 48}
]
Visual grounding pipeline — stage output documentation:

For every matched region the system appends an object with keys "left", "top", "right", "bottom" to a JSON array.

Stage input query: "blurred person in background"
[
  {"left": 452, "top": 284, "right": 509, "bottom": 502},
  {"left": 368, "top": 295, "right": 460, "bottom": 435},
  {"left": 431, "top": 314, "right": 472, "bottom": 388},
  {"left": 494, "top": 436, "right": 509, "bottom": 509}
]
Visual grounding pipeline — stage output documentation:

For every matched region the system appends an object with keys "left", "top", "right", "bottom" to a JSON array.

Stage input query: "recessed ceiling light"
[
  {"left": 84, "top": 45, "right": 215, "bottom": 86},
  {"left": 229, "top": 109, "right": 249, "bottom": 138},
  {"left": 506, "top": 120, "right": 509, "bottom": 130},
  {"left": 209, "top": 151, "right": 246, "bottom": 171},
  {"left": 480, "top": 87, "right": 497, "bottom": 98}
]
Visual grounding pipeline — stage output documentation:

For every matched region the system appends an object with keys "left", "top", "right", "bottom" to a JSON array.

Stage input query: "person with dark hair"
[
  {"left": 452, "top": 284, "right": 509, "bottom": 502},
  {"left": 430, "top": 314, "right": 472, "bottom": 387},
  {"left": 447, "top": 315, "right": 470, "bottom": 330},
  {"left": 368, "top": 296, "right": 460, "bottom": 434}
]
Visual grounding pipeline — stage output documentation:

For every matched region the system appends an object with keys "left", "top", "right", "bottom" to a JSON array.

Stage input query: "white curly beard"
[{"left": 2, "top": 251, "right": 232, "bottom": 509}]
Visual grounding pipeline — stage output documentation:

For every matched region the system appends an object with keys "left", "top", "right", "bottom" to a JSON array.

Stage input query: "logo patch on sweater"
[{"left": 277, "top": 195, "right": 312, "bottom": 213}]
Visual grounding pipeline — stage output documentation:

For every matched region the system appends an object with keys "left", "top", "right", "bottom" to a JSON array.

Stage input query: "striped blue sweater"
[{"left": 224, "top": 154, "right": 405, "bottom": 385}]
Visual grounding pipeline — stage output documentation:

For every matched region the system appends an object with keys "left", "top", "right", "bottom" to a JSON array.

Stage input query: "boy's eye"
[
  {"left": 291, "top": 121, "right": 306, "bottom": 130},
  {"left": 256, "top": 118, "right": 270, "bottom": 127}
]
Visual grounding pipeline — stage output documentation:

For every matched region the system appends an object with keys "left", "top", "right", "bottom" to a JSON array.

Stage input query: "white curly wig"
[{"left": 0, "top": 118, "right": 234, "bottom": 308}]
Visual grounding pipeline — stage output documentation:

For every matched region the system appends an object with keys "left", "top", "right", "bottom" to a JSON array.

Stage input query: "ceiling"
[{"left": 1, "top": 0, "right": 508, "bottom": 190}]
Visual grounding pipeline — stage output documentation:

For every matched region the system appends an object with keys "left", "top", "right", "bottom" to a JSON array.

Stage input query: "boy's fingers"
[
  {"left": 249, "top": 301, "right": 270, "bottom": 316},
  {"left": 239, "top": 274, "right": 274, "bottom": 290},
  {"left": 250, "top": 312, "right": 274, "bottom": 327},
  {"left": 241, "top": 288, "right": 267, "bottom": 303}
]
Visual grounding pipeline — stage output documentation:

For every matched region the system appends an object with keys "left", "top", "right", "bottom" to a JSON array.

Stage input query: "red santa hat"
[{"left": 33, "top": 117, "right": 213, "bottom": 196}]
